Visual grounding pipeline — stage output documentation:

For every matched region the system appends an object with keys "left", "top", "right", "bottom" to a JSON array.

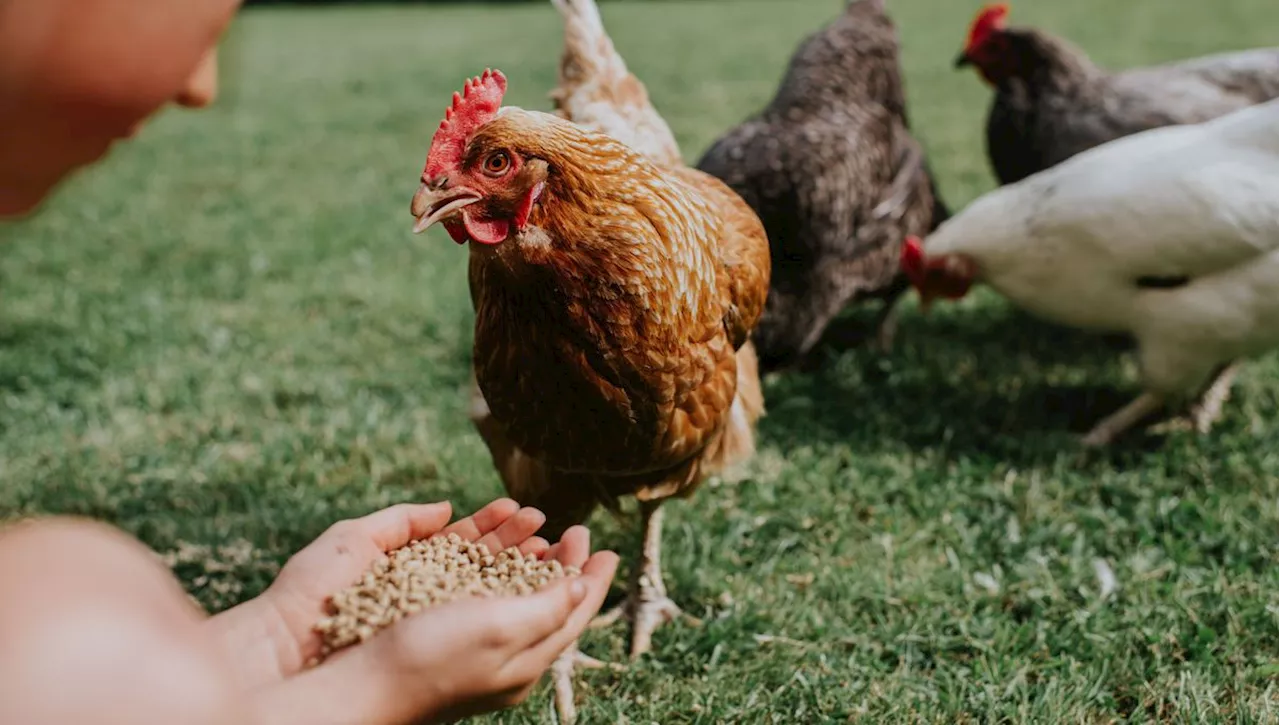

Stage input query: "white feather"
[{"left": 927, "top": 100, "right": 1279, "bottom": 398}]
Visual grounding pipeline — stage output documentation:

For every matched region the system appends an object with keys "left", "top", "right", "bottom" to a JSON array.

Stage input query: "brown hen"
[{"left": 409, "top": 2, "right": 769, "bottom": 716}]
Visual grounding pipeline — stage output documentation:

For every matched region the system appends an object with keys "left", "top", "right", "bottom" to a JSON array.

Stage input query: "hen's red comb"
[
  {"left": 423, "top": 69, "right": 508, "bottom": 179},
  {"left": 965, "top": 3, "right": 1009, "bottom": 50},
  {"left": 900, "top": 235, "right": 926, "bottom": 284}
]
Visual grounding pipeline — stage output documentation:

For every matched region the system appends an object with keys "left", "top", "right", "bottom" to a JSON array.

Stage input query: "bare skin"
[
  {"left": 0, "top": 3, "right": 622, "bottom": 723},
  {"left": 0, "top": 501, "right": 618, "bottom": 725},
  {"left": 0, "top": 519, "right": 251, "bottom": 725}
]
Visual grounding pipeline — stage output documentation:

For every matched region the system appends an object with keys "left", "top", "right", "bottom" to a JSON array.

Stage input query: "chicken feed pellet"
[{"left": 312, "top": 533, "right": 579, "bottom": 661}]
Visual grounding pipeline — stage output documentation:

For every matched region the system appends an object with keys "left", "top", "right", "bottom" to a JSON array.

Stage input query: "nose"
[{"left": 175, "top": 48, "right": 219, "bottom": 108}]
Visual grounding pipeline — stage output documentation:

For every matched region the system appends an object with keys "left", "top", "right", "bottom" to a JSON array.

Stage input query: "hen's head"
[
  {"left": 410, "top": 69, "right": 551, "bottom": 245},
  {"left": 954, "top": 4, "right": 1012, "bottom": 84},
  {"left": 900, "top": 236, "right": 977, "bottom": 312}
]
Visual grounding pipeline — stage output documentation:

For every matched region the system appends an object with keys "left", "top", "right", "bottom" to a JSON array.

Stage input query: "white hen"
[{"left": 902, "top": 99, "right": 1279, "bottom": 446}]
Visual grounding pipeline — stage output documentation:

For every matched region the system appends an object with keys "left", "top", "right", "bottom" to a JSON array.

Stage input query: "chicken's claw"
[{"left": 551, "top": 642, "right": 623, "bottom": 724}]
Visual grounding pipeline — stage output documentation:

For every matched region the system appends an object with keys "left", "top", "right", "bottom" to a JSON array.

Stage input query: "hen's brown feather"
[
  {"left": 672, "top": 166, "right": 771, "bottom": 349},
  {"left": 464, "top": 111, "right": 768, "bottom": 527},
  {"left": 464, "top": 0, "right": 768, "bottom": 531},
  {"left": 549, "top": 0, "right": 682, "bottom": 167}
]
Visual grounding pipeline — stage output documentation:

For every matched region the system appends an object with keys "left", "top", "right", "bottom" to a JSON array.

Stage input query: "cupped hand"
[
  {"left": 214, "top": 498, "right": 567, "bottom": 685},
  {"left": 247, "top": 520, "right": 620, "bottom": 725},
  {"left": 329, "top": 526, "right": 617, "bottom": 725}
]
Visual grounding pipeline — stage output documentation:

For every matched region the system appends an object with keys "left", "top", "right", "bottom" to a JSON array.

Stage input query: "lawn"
[{"left": 1, "top": 0, "right": 1277, "bottom": 721}]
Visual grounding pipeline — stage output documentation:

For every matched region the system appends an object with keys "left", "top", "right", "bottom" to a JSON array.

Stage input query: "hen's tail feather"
[
  {"left": 549, "top": 0, "right": 683, "bottom": 166},
  {"left": 699, "top": 341, "right": 765, "bottom": 479},
  {"left": 550, "top": 0, "right": 611, "bottom": 92}
]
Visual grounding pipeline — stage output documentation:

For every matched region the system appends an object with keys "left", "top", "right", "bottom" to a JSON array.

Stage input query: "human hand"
[
  {"left": 250, "top": 518, "right": 619, "bottom": 725},
  {"left": 211, "top": 498, "right": 573, "bottom": 686}
]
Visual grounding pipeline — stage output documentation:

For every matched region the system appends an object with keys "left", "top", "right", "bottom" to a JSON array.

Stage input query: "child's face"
[{"left": 0, "top": 0, "right": 238, "bottom": 218}]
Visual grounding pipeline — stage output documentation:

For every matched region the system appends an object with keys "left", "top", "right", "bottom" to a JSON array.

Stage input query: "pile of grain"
[{"left": 313, "top": 533, "right": 579, "bottom": 660}]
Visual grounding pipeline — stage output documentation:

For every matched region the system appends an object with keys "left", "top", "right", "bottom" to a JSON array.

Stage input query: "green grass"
[{"left": 1, "top": 0, "right": 1277, "bottom": 721}]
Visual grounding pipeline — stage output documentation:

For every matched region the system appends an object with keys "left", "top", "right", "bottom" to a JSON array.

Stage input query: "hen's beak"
[
  {"left": 411, "top": 184, "right": 481, "bottom": 234},
  {"left": 953, "top": 51, "right": 973, "bottom": 69}
]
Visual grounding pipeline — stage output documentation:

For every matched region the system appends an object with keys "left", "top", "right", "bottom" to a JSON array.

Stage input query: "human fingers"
[
  {"left": 335, "top": 502, "right": 454, "bottom": 553},
  {"left": 365, "top": 576, "right": 584, "bottom": 684},
  {"left": 439, "top": 498, "right": 520, "bottom": 542},
  {"left": 476, "top": 577, "right": 589, "bottom": 655},
  {"left": 473, "top": 507, "right": 546, "bottom": 554},
  {"left": 276, "top": 502, "right": 453, "bottom": 601},
  {"left": 517, "top": 536, "right": 550, "bottom": 558},
  {"left": 507, "top": 551, "right": 619, "bottom": 671},
  {"left": 545, "top": 526, "right": 590, "bottom": 569}
]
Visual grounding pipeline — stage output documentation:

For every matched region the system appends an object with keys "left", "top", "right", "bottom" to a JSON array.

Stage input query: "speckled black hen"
[
  {"left": 696, "top": 0, "right": 948, "bottom": 371},
  {"left": 957, "top": 3, "right": 1279, "bottom": 185}
]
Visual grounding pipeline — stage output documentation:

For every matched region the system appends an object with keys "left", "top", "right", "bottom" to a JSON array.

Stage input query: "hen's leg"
[
  {"left": 872, "top": 281, "right": 909, "bottom": 353},
  {"left": 1150, "top": 364, "right": 1240, "bottom": 437},
  {"left": 873, "top": 298, "right": 901, "bottom": 353},
  {"left": 1082, "top": 392, "right": 1165, "bottom": 447},
  {"left": 628, "top": 500, "right": 687, "bottom": 657},
  {"left": 471, "top": 379, "right": 618, "bottom": 721},
  {"left": 550, "top": 643, "right": 621, "bottom": 724},
  {"left": 590, "top": 500, "right": 699, "bottom": 657},
  {"left": 1187, "top": 363, "right": 1238, "bottom": 433}
]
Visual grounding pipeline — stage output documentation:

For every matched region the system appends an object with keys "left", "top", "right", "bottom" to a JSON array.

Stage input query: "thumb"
[
  {"left": 483, "top": 577, "right": 589, "bottom": 651},
  {"left": 383, "top": 577, "right": 587, "bottom": 658}
]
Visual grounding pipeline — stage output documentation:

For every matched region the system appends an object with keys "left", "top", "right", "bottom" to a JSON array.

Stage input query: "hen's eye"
[{"left": 483, "top": 152, "right": 511, "bottom": 176}]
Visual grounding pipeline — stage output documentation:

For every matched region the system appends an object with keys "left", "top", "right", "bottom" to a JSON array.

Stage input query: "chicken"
[
  {"left": 547, "top": 0, "right": 682, "bottom": 168},
  {"left": 408, "top": 0, "right": 769, "bottom": 715},
  {"left": 957, "top": 3, "right": 1279, "bottom": 185},
  {"left": 696, "top": 0, "right": 948, "bottom": 371},
  {"left": 538, "top": 0, "right": 767, "bottom": 658},
  {"left": 901, "top": 99, "right": 1278, "bottom": 446}
]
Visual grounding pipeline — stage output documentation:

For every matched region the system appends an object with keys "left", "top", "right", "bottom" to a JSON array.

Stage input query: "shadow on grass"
[{"left": 757, "top": 302, "right": 1166, "bottom": 466}]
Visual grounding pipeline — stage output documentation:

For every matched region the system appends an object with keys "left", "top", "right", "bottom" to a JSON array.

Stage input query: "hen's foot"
[
  {"left": 629, "top": 588, "right": 698, "bottom": 658},
  {"left": 588, "top": 603, "right": 625, "bottom": 630},
  {"left": 1188, "top": 363, "right": 1238, "bottom": 433},
  {"left": 1082, "top": 392, "right": 1165, "bottom": 447},
  {"left": 551, "top": 643, "right": 623, "bottom": 724},
  {"left": 1152, "top": 364, "right": 1239, "bottom": 437},
  {"left": 589, "top": 501, "right": 700, "bottom": 657},
  {"left": 589, "top": 586, "right": 700, "bottom": 657}
]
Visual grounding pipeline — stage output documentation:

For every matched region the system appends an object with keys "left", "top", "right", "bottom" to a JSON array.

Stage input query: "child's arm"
[
  {"left": 252, "top": 551, "right": 615, "bottom": 725},
  {"left": 208, "top": 500, "right": 617, "bottom": 724}
]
